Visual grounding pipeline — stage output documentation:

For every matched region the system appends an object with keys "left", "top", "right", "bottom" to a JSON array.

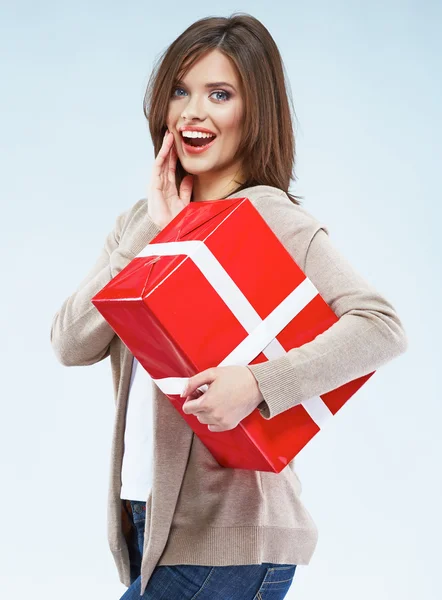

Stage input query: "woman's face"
[{"left": 166, "top": 49, "right": 244, "bottom": 179}]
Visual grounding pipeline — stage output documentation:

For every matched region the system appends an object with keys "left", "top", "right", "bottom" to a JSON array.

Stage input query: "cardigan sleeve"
[
  {"left": 50, "top": 199, "right": 161, "bottom": 367},
  {"left": 247, "top": 226, "right": 409, "bottom": 419}
]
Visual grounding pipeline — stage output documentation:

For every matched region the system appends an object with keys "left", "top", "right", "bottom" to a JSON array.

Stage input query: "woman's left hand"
[{"left": 181, "top": 366, "right": 264, "bottom": 432}]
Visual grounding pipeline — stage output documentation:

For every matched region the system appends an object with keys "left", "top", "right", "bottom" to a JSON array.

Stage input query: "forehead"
[{"left": 179, "top": 49, "right": 240, "bottom": 85}]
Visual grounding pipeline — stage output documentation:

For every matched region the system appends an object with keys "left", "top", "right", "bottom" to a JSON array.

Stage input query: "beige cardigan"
[{"left": 50, "top": 185, "right": 408, "bottom": 595}]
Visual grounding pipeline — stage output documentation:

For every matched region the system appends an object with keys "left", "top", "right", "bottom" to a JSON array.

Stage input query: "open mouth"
[{"left": 181, "top": 132, "right": 217, "bottom": 147}]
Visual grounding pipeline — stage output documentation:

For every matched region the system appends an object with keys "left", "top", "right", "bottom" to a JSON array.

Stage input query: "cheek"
[
  {"left": 222, "top": 106, "right": 243, "bottom": 138},
  {"left": 224, "top": 121, "right": 242, "bottom": 146},
  {"left": 166, "top": 104, "right": 179, "bottom": 127}
]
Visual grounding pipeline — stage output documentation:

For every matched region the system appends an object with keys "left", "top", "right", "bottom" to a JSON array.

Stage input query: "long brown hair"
[{"left": 143, "top": 13, "right": 303, "bottom": 205}]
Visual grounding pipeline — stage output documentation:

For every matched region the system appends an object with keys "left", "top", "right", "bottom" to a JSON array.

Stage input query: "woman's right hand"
[{"left": 147, "top": 130, "right": 194, "bottom": 229}]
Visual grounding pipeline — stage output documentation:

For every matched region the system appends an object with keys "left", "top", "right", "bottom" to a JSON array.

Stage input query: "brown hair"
[{"left": 143, "top": 13, "right": 303, "bottom": 205}]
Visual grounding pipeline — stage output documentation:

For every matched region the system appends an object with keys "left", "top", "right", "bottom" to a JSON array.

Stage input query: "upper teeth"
[{"left": 182, "top": 131, "right": 215, "bottom": 139}]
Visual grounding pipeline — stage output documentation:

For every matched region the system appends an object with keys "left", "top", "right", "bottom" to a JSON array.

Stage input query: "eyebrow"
[{"left": 175, "top": 80, "right": 237, "bottom": 92}]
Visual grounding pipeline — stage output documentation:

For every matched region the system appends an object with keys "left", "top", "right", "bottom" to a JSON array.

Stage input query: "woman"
[{"left": 50, "top": 13, "right": 408, "bottom": 600}]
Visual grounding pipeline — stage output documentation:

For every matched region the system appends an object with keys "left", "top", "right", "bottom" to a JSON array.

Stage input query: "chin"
[{"left": 180, "top": 162, "right": 216, "bottom": 175}]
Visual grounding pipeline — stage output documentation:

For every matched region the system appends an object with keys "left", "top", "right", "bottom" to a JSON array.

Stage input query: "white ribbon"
[{"left": 136, "top": 240, "right": 333, "bottom": 428}]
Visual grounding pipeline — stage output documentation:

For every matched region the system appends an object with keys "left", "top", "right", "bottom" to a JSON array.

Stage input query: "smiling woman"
[
  {"left": 165, "top": 50, "right": 245, "bottom": 184},
  {"left": 50, "top": 10, "right": 408, "bottom": 600},
  {"left": 143, "top": 13, "right": 301, "bottom": 206}
]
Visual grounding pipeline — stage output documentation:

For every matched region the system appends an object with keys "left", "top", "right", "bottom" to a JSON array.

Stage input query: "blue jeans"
[{"left": 119, "top": 500, "right": 297, "bottom": 599}]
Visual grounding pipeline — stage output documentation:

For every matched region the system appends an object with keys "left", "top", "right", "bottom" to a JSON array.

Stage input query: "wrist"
[
  {"left": 245, "top": 366, "right": 264, "bottom": 408},
  {"left": 147, "top": 211, "right": 166, "bottom": 230}
]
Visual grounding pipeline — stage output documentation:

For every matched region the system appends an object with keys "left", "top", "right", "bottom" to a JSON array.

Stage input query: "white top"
[{"left": 120, "top": 356, "right": 154, "bottom": 501}]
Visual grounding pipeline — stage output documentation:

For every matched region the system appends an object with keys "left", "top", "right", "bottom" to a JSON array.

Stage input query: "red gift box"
[{"left": 92, "top": 198, "right": 375, "bottom": 473}]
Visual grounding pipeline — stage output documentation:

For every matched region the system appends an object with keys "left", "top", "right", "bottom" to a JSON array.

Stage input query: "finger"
[
  {"left": 182, "top": 393, "right": 206, "bottom": 415},
  {"left": 179, "top": 383, "right": 203, "bottom": 408},
  {"left": 183, "top": 388, "right": 203, "bottom": 402},
  {"left": 207, "top": 424, "right": 224, "bottom": 432},
  {"left": 195, "top": 413, "right": 217, "bottom": 426},
  {"left": 179, "top": 174, "right": 194, "bottom": 205},
  {"left": 158, "top": 130, "right": 171, "bottom": 157},
  {"left": 193, "top": 387, "right": 205, "bottom": 398},
  {"left": 160, "top": 136, "right": 175, "bottom": 190},
  {"left": 152, "top": 132, "right": 173, "bottom": 188},
  {"left": 167, "top": 140, "right": 178, "bottom": 184},
  {"left": 181, "top": 369, "right": 217, "bottom": 397}
]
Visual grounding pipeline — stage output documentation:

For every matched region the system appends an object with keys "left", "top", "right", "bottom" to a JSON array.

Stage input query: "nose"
[{"left": 180, "top": 93, "right": 206, "bottom": 122}]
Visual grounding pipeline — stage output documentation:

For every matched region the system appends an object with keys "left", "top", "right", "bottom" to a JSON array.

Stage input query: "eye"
[
  {"left": 171, "top": 87, "right": 231, "bottom": 102},
  {"left": 172, "top": 86, "right": 187, "bottom": 97},
  {"left": 210, "top": 90, "right": 231, "bottom": 102}
]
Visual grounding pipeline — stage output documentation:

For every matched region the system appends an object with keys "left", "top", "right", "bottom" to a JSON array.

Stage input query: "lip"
[
  {"left": 179, "top": 126, "right": 217, "bottom": 135},
  {"left": 180, "top": 133, "right": 217, "bottom": 155}
]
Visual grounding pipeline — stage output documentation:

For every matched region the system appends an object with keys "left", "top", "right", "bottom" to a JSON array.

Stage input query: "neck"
[{"left": 191, "top": 167, "right": 245, "bottom": 202}]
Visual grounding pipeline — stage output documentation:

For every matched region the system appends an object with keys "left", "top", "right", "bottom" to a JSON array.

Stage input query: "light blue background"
[{"left": 1, "top": 1, "right": 440, "bottom": 598}]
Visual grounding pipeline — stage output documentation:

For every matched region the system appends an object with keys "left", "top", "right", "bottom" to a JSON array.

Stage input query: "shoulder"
[{"left": 235, "top": 184, "right": 330, "bottom": 248}]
